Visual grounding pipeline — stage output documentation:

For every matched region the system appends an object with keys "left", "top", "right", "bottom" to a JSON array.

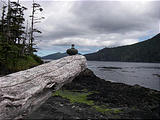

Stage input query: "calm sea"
[{"left": 87, "top": 61, "right": 160, "bottom": 91}]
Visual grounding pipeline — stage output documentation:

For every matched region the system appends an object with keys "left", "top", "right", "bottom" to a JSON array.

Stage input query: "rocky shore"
[{"left": 26, "top": 69, "right": 160, "bottom": 119}]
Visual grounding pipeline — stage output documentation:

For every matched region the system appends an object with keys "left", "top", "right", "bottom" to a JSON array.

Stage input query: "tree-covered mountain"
[
  {"left": 42, "top": 52, "right": 68, "bottom": 60},
  {"left": 85, "top": 33, "right": 160, "bottom": 63}
]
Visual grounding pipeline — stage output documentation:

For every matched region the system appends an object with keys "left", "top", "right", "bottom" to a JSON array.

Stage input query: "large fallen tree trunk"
[{"left": 0, "top": 55, "right": 87, "bottom": 120}]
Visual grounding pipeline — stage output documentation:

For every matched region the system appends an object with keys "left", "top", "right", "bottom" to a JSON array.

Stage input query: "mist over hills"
[{"left": 85, "top": 33, "right": 160, "bottom": 63}]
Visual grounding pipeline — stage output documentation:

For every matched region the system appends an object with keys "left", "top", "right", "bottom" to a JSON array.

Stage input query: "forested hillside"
[
  {"left": 42, "top": 52, "right": 68, "bottom": 60},
  {"left": 0, "top": 0, "right": 44, "bottom": 75},
  {"left": 85, "top": 33, "right": 160, "bottom": 63}
]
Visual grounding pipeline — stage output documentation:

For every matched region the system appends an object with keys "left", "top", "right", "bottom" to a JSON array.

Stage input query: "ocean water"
[{"left": 87, "top": 61, "right": 160, "bottom": 91}]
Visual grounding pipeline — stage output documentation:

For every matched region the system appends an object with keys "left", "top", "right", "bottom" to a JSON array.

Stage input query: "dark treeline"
[
  {"left": 0, "top": 0, "right": 44, "bottom": 75},
  {"left": 85, "top": 33, "right": 160, "bottom": 63}
]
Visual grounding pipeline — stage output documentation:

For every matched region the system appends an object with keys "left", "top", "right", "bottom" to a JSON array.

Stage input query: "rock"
[
  {"left": 26, "top": 68, "right": 160, "bottom": 119},
  {"left": 0, "top": 55, "right": 87, "bottom": 120},
  {"left": 66, "top": 44, "right": 78, "bottom": 55}
]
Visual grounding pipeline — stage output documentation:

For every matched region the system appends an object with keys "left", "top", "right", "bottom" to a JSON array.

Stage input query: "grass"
[
  {"left": 53, "top": 89, "right": 122, "bottom": 114},
  {"left": 7, "top": 55, "right": 39, "bottom": 72},
  {"left": 15, "top": 56, "right": 38, "bottom": 70},
  {"left": 53, "top": 89, "right": 94, "bottom": 105},
  {"left": 93, "top": 105, "right": 122, "bottom": 114},
  {"left": 93, "top": 105, "right": 112, "bottom": 113},
  {"left": 0, "top": 54, "right": 43, "bottom": 75},
  {"left": 0, "top": 41, "right": 43, "bottom": 75}
]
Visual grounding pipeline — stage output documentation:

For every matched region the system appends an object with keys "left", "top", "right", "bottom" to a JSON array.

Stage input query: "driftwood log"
[{"left": 0, "top": 55, "right": 87, "bottom": 120}]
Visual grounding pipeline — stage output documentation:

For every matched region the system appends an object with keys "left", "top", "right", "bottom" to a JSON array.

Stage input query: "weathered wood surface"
[{"left": 0, "top": 55, "right": 87, "bottom": 120}]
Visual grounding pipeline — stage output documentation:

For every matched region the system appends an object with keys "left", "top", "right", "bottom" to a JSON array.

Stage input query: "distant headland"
[{"left": 42, "top": 33, "right": 160, "bottom": 63}]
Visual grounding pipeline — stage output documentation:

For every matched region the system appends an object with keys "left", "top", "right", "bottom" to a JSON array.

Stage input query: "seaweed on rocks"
[{"left": 26, "top": 68, "right": 160, "bottom": 119}]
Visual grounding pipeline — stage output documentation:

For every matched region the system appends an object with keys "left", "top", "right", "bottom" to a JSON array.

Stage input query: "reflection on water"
[{"left": 87, "top": 61, "right": 160, "bottom": 91}]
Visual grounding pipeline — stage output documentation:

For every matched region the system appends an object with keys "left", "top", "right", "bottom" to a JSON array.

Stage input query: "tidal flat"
[{"left": 26, "top": 69, "right": 160, "bottom": 119}]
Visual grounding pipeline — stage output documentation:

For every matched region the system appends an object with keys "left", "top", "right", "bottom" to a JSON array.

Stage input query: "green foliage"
[
  {"left": 93, "top": 105, "right": 122, "bottom": 114},
  {"left": 0, "top": 1, "right": 43, "bottom": 75},
  {"left": 53, "top": 90, "right": 94, "bottom": 105},
  {"left": 31, "top": 54, "right": 44, "bottom": 64},
  {"left": 7, "top": 56, "right": 34, "bottom": 71},
  {"left": 0, "top": 53, "right": 42, "bottom": 75},
  {"left": 53, "top": 89, "right": 122, "bottom": 115}
]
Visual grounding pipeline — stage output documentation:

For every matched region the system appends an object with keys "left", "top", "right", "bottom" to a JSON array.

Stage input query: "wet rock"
[{"left": 26, "top": 68, "right": 160, "bottom": 119}]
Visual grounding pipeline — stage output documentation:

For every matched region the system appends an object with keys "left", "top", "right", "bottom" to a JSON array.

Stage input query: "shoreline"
[
  {"left": 26, "top": 68, "right": 160, "bottom": 119},
  {"left": 87, "top": 61, "right": 160, "bottom": 91},
  {"left": 87, "top": 60, "right": 160, "bottom": 64}
]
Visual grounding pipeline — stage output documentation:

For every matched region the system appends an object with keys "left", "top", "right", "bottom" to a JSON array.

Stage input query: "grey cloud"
[
  {"left": 42, "top": 24, "right": 86, "bottom": 40},
  {"left": 39, "top": 1, "right": 160, "bottom": 46},
  {"left": 1, "top": 1, "right": 159, "bottom": 55},
  {"left": 71, "top": 1, "right": 160, "bottom": 34}
]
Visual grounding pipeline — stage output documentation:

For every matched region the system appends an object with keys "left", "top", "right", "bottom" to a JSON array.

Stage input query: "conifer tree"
[
  {"left": 0, "top": 3, "right": 7, "bottom": 43},
  {"left": 0, "top": 0, "right": 44, "bottom": 73},
  {"left": 29, "top": 0, "right": 44, "bottom": 53},
  {"left": 0, "top": 0, "right": 27, "bottom": 63}
]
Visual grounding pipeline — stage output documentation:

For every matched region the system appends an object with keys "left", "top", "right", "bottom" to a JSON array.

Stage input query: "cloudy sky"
[{"left": 1, "top": 0, "right": 160, "bottom": 56}]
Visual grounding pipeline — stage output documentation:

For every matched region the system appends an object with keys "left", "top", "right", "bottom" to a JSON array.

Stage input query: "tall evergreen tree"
[
  {"left": 0, "top": 3, "right": 7, "bottom": 43},
  {"left": 29, "top": 0, "right": 44, "bottom": 53},
  {"left": 0, "top": 0, "right": 27, "bottom": 64},
  {"left": 0, "top": 0, "right": 44, "bottom": 75}
]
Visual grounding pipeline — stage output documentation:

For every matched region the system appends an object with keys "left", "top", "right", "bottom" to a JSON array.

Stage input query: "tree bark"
[{"left": 0, "top": 55, "right": 87, "bottom": 120}]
